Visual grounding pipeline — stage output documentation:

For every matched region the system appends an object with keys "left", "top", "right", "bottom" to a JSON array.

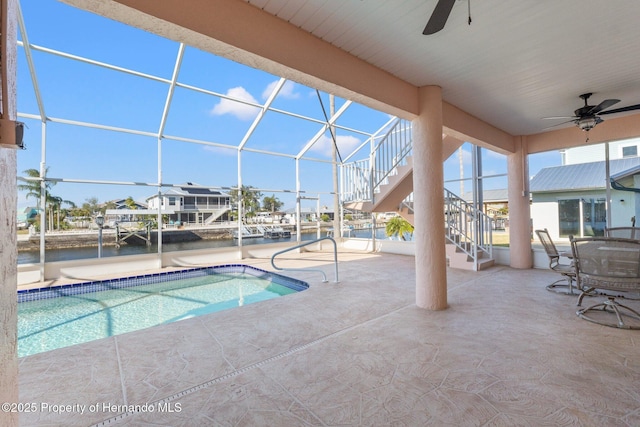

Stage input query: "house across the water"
[{"left": 146, "top": 184, "right": 232, "bottom": 226}]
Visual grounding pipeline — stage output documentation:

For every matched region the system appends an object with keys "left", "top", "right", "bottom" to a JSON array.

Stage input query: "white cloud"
[
  {"left": 203, "top": 145, "right": 236, "bottom": 156},
  {"left": 210, "top": 87, "right": 260, "bottom": 121},
  {"left": 262, "top": 80, "right": 301, "bottom": 100},
  {"left": 310, "top": 134, "right": 362, "bottom": 157},
  {"left": 444, "top": 147, "right": 471, "bottom": 166}
]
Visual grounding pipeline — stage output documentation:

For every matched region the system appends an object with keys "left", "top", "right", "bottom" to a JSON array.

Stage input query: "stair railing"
[
  {"left": 341, "top": 118, "right": 412, "bottom": 205},
  {"left": 341, "top": 158, "right": 371, "bottom": 204},
  {"left": 444, "top": 188, "right": 493, "bottom": 270},
  {"left": 372, "top": 119, "right": 413, "bottom": 191},
  {"left": 399, "top": 196, "right": 414, "bottom": 216}
]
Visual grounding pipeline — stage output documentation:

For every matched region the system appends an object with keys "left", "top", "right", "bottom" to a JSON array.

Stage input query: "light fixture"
[
  {"left": 95, "top": 213, "right": 104, "bottom": 258},
  {"left": 577, "top": 116, "right": 600, "bottom": 132},
  {"left": 0, "top": 118, "right": 25, "bottom": 149},
  {"left": 95, "top": 213, "right": 104, "bottom": 228}
]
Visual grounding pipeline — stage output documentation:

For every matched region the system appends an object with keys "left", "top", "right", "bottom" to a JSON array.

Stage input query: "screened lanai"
[
  {"left": 4, "top": 1, "right": 640, "bottom": 425},
  {"left": 16, "top": 0, "right": 403, "bottom": 272},
  {"left": 17, "top": 0, "right": 525, "bottom": 283},
  {"left": 8, "top": 1, "right": 640, "bottom": 284}
]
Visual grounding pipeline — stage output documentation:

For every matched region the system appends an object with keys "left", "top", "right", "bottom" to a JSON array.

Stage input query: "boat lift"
[{"left": 115, "top": 222, "right": 152, "bottom": 248}]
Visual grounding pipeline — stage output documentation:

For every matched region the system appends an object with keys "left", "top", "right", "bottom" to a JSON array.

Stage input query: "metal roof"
[
  {"left": 530, "top": 157, "right": 640, "bottom": 193},
  {"left": 611, "top": 164, "right": 640, "bottom": 181}
]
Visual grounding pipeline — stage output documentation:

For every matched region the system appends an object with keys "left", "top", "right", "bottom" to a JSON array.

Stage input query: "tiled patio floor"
[{"left": 18, "top": 250, "right": 640, "bottom": 426}]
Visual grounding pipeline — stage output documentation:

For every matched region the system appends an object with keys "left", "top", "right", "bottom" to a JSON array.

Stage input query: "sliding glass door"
[{"left": 558, "top": 198, "right": 606, "bottom": 237}]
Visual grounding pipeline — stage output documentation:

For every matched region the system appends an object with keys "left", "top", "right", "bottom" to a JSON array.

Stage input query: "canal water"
[{"left": 18, "top": 228, "right": 389, "bottom": 264}]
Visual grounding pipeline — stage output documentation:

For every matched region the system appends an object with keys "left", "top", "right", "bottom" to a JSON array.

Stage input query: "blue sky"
[{"left": 16, "top": 0, "right": 562, "bottom": 211}]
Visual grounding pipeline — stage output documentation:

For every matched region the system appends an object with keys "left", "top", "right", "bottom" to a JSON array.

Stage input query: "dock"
[
  {"left": 263, "top": 226, "right": 291, "bottom": 239},
  {"left": 115, "top": 222, "right": 152, "bottom": 248},
  {"left": 231, "top": 225, "right": 292, "bottom": 239}
]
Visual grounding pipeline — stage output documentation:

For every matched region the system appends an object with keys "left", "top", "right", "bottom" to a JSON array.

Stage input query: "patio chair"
[
  {"left": 535, "top": 228, "right": 576, "bottom": 295},
  {"left": 604, "top": 226, "right": 640, "bottom": 240},
  {"left": 571, "top": 237, "right": 640, "bottom": 329}
]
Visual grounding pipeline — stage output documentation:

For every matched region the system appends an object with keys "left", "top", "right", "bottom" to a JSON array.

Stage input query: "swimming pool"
[{"left": 18, "top": 265, "right": 308, "bottom": 358}]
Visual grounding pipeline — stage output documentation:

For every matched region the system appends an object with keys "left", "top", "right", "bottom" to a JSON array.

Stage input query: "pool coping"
[{"left": 17, "top": 264, "right": 309, "bottom": 303}]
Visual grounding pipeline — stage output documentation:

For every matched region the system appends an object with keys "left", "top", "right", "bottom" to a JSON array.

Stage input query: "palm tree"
[
  {"left": 230, "top": 185, "right": 262, "bottom": 221},
  {"left": 83, "top": 197, "right": 100, "bottom": 214},
  {"left": 385, "top": 216, "right": 414, "bottom": 241},
  {"left": 17, "top": 168, "right": 46, "bottom": 204},
  {"left": 47, "top": 195, "right": 76, "bottom": 230},
  {"left": 262, "top": 194, "right": 283, "bottom": 212},
  {"left": 17, "top": 167, "right": 61, "bottom": 231},
  {"left": 124, "top": 196, "right": 138, "bottom": 210}
]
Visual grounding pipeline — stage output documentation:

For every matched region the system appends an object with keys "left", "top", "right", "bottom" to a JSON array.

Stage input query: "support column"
[
  {"left": 0, "top": 0, "right": 19, "bottom": 425},
  {"left": 507, "top": 136, "right": 533, "bottom": 268},
  {"left": 413, "top": 86, "right": 447, "bottom": 310}
]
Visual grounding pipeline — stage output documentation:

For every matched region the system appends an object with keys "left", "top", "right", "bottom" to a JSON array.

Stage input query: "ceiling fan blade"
[
  {"left": 542, "top": 119, "right": 577, "bottom": 130},
  {"left": 599, "top": 103, "right": 640, "bottom": 115},
  {"left": 423, "top": 0, "right": 456, "bottom": 35},
  {"left": 588, "top": 98, "right": 620, "bottom": 115},
  {"left": 542, "top": 116, "right": 578, "bottom": 120}
]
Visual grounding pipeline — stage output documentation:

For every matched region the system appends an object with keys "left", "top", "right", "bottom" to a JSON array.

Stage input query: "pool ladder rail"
[{"left": 270, "top": 237, "right": 339, "bottom": 283}]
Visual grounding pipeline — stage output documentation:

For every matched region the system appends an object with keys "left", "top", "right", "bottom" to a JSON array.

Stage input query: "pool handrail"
[{"left": 270, "top": 237, "right": 338, "bottom": 283}]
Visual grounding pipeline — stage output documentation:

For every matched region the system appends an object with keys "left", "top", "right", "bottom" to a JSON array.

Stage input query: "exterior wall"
[
  {"left": 147, "top": 195, "right": 176, "bottom": 209},
  {"left": 0, "top": 134, "right": 17, "bottom": 423},
  {"left": 0, "top": 0, "right": 18, "bottom": 424},
  {"left": 148, "top": 194, "right": 230, "bottom": 211},
  {"left": 612, "top": 191, "right": 637, "bottom": 227},
  {"left": 562, "top": 138, "right": 640, "bottom": 165},
  {"left": 531, "top": 201, "right": 560, "bottom": 241},
  {"left": 147, "top": 196, "right": 159, "bottom": 209},
  {"left": 532, "top": 189, "right": 636, "bottom": 241}
]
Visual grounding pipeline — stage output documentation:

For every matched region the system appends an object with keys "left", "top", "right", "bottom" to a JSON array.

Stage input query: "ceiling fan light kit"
[
  {"left": 577, "top": 117, "right": 600, "bottom": 132},
  {"left": 543, "top": 93, "right": 640, "bottom": 135}
]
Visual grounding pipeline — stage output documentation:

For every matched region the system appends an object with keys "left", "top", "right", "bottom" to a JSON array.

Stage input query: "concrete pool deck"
[{"left": 18, "top": 249, "right": 640, "bottom": 426}]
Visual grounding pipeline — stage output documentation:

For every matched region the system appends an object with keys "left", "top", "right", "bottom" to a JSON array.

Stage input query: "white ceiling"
[{"left": 246, "top": 0, "right": 640, "bottom": 137}]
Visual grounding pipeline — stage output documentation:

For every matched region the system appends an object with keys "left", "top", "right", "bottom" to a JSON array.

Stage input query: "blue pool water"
[{"left": 18, "top": 265, "right": 308, "bottom": 358}]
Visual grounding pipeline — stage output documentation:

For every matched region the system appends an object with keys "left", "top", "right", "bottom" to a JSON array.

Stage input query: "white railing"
[
  {"left": 342, "top": 118, "right": 412, "bottom": 205},
  {"left": 444, "top": 188, "right": 493, "bottom": 270},
  {"left": 341, "top": 118, "right": 493, "bottom": 270},
  {"left": 372, "top": 118, "right": 413, "bottom": 191},
  {"left": 342, "top": 158, "right": 371, "bottom": 203}
]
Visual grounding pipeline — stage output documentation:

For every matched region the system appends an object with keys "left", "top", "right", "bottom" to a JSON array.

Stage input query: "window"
[
  {"left": 582, "top": 198, "right": 606, "bottom": 236},
  {"left": 622, "top": 145, "right": 638, "bottom": 158},
  {"left": 558, "top": 198, "right": 606, "bottom": 237},
  {"left": 168, "top": 197, "right": 176, "bottom": 206},
  {"left": 558, "top": 199, "right": 580, "bottom": 237}
]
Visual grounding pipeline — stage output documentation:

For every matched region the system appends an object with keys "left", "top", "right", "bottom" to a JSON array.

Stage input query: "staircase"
[
  {"left": 444, "top": 189, "right": 494, "bottom": 270},
  {"left": 341, "top": 118, "right": 494, "bottom": 271}
]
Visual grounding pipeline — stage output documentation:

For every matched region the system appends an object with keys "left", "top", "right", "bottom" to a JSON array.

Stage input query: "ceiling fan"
[
  {"left": 423, "top": 0, "right": 470, "bottom": 35},
  {"left": 543, "top": 93, "right": 640, "bottom": 132}
]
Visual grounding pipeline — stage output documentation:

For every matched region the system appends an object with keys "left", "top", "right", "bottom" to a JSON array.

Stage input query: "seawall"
[{"left": 18, "top": 227, "right": 236, "bottom": 251}]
